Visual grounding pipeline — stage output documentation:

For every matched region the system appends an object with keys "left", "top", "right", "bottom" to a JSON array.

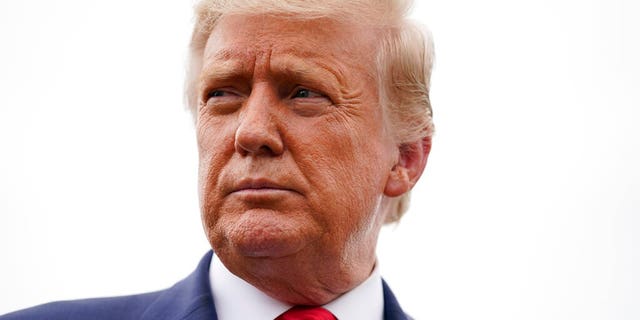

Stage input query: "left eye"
[{"left": 292, "top": 88, "right": 323, "bottom": 99}]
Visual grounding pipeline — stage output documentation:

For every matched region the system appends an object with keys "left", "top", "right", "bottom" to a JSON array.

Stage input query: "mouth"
[{"left": 230, "top": 178, "right": 298, "bottom": 195}]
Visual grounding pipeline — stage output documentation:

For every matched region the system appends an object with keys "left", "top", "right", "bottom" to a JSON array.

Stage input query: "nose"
[{"left": 234, "top": 89, "right": 284, "bottom": 157}]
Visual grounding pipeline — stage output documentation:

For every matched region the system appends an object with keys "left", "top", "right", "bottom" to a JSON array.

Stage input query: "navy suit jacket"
[{"left": 1, "top": 251, "right": 411, "bottom": 320}]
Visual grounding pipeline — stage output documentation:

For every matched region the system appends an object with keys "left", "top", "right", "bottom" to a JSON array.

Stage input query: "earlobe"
[
  {"left": 383, "top": 136, "right": 431, "bottom": 197},
  {"left": 383, "top": 165, "right": 411, "bottom": 197}
]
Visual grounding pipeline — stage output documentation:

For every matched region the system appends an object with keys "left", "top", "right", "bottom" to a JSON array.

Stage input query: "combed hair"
[{"left": 185, "top": 0, "right": 434, "bottom": 223}]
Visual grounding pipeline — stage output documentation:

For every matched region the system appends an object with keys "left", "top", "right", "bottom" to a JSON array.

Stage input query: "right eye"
[
  {"left": 207, "top": 90, "right": 232, "bottom": 98},
  {"left": 204, "top": 88, "right": 242, "bottom": 103},
  {"left": 202, "top": 88, "right": 243, "bottom": 114}
]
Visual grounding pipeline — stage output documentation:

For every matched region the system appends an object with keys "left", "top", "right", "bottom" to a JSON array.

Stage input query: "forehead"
[{"left": 202, "top": 14, "right": 378, "bottom": 74}]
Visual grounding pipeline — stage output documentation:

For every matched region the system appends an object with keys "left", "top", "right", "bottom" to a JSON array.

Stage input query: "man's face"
[{"left": 196, "top": 14, "right": 399, "bottom": 304}]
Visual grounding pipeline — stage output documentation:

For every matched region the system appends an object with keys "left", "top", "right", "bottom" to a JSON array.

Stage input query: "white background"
[{"left": 1, "top": 0, "right": 638, "bottom": 319}]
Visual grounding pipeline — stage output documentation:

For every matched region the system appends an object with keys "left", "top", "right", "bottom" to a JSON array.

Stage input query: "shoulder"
[
  {"left": 0, "top": 291, "right": 163, "bottom": 320},
  {"left": 1, "top": 252, "right": 216, "bottom": 320}
]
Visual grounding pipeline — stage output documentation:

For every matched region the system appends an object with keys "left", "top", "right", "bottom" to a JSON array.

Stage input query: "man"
[{"left": 1, "top": 0, "right": 433, "bottom": 319}]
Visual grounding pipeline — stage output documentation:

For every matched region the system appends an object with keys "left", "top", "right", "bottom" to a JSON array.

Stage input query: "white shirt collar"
[{"left": 209, "top": 254, "right": 384, "bottom": 320}]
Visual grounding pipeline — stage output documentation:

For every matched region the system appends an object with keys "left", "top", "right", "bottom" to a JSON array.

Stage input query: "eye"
[
  {"left": 292, "top": 88, "right": 324, "bottom": 99},
  {"left": 204, "top": 88, "right": 241, "bottom": 103},
  {"left": 208, "top": 90, "right": 232, "bottom": 98},
  {"left": 203, "top": 88, "right": 243, "bottom": 114},
  {"left": 288, "top": 87, "right": 332, "bottom": 117}
]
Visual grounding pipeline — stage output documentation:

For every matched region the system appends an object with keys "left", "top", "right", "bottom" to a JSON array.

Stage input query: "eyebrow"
[
  {"left": 199, "top": 49, "right": 345, "bottom": 89},
  {"left": 199, "top": 55, "right": 246, "bottom": 84},
  {"left": 272, "top": 54, "right": 343, "bottom": 85}
]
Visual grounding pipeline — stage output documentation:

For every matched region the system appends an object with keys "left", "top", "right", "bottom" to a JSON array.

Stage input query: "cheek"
[
  {"left": 290, "top": 117, "right": 390, "bottom": 229},
  {"left": 307, "top": 114, "right": 390, "bottom": 185},
  {"left": 196, "top": 117, "right": 236, "bottom": 215},
  {"left": 197, "top": 114, "right": 237, "bottom": 167}
]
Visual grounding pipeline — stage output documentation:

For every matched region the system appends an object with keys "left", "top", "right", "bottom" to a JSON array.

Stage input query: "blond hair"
[{"left": 185, "top": 0, "right": 434, "bottom": 223}]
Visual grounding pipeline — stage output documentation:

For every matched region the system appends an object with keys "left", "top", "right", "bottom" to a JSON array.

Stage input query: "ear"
[{"left": 384, "top": 136, "right": 431, "bottom": 197}]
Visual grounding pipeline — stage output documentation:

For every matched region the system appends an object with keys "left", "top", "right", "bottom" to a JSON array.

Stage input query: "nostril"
[
  {"left": 234, "top": 124, "right": 284, "bottom": 156},
  {"left": 258, "top": 145, "right": 275, "bottom": 155}
]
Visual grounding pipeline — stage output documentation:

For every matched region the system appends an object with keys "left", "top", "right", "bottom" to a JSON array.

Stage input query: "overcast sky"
[{"left": 1, "top": 0, "right": 639, "bottom": 319}]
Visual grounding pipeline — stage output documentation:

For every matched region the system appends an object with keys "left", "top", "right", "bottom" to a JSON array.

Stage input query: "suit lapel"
[
  {"left": 382, "top": 279, "right": 411, "bottom": 320},
  {"left": 141, "top": 251, "right": 218, "bottom": 320}
]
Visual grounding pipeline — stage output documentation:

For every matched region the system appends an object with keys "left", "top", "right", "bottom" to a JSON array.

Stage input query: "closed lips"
[{"left": 231, "top": 179, "right": 299, "bottom": 194}]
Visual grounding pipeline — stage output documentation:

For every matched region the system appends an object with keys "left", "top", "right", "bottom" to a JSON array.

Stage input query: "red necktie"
[{"left": 275, "top": 306, "right": 337, "bottom": 320}]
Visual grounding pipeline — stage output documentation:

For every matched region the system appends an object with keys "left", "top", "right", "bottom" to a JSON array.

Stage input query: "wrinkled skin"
[{"left": 196, "top": 15, "right": 426, "bottom": 305}]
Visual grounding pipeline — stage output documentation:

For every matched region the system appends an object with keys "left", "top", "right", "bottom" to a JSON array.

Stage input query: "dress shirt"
[{"left": 210, "top": 254, "right": 384, "bottom": 320}]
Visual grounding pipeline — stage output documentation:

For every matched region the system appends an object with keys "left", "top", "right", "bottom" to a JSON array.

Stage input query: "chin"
[{"left": 213, "top": 208, "right": 319, "bottom": 259}]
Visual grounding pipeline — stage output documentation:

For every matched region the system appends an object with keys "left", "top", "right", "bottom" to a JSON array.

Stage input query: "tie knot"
[{"left": 275, "top": 306, "right": 337, "bottom": 320}]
